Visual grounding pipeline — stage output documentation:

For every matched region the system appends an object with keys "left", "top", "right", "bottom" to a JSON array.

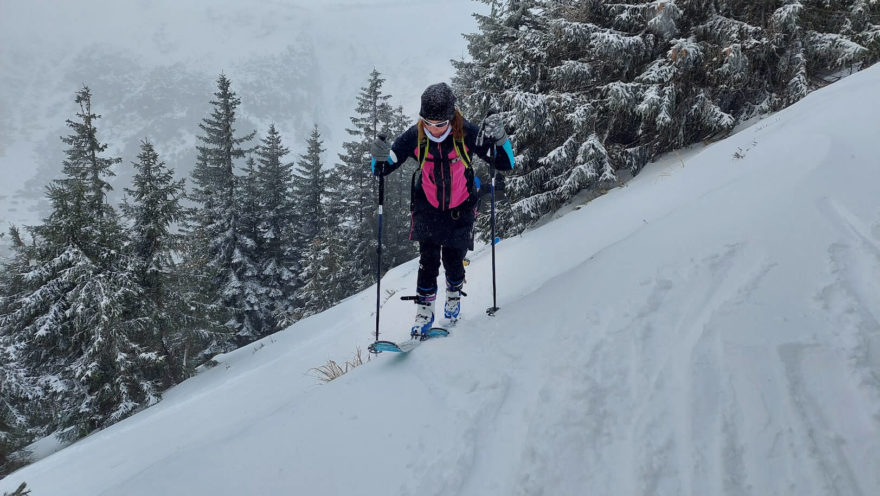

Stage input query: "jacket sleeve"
[
  {"left": 467, "top": 121, "right": 515, "bottom": 172},
  {"left": 376, "top": 126, "right": 418, "bottom": 176}
]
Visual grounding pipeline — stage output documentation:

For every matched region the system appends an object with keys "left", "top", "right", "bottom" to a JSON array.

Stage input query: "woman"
[{"left": 370, "top": 82, "right": 515, "bottom": 337}]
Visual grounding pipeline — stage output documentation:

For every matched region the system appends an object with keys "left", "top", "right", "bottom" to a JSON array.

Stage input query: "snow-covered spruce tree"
[
  {"left": 454, "top": 0, "right": 567, "bottom": 238},
  {"left": 291, "top": 126, "right": 329, "bottom": 320},
  {"left": 252, "top": 124, "right": 298, "bottom": 330},
  {"left": 0, "top": 87, "right": 161, "bottom": 439},
  {"left": 292, "top": 125, "right": 327, "bottom": 249},
  {"left": 121, "top": 139, "right": 186, "bottom": 386},
  {"left": 330, "top": 69, "right": 405, "bottom": 294},
  {"left": 708, "top": 0, "right": 871, "bottom": 108},
  {"left": 454, "top": 0, "right": 875, "bottom": 237},
  {"left": 850, "top": 0, "right": 880, "bottom": 61},
  {"left": 232, "top": 157, "right": 270, "bottom": 341},
  {"left": 0, "top": 229, "right": 32, "bottom": 333},
  {"left": 0, "top": 415, "right": 18, "bottom": 477},
  {"left": 297, "top": 230, "right": 349, "bottom": 319},
  {"left": 0, "top": 304, "right": 29, "bottom": 477},
  {"left": 0, "top": 228, "right": 48, "bottom": 468},
  {"left": 164, "top": 252, "right": 222, "bottom": 372},
  {"left": 294, "top": 123, "right": 387, "bottom": 320},
  {"left": 0, "top": 357, "right": 30, "bottom": 477},
  {"left": 183, "top": 74, "right": 256, "bottom": 348}
]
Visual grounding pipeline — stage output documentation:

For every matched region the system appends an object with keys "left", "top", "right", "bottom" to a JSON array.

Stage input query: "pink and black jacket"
[{"left": 376, "top": 119, "right": 515, "bottom": 249}]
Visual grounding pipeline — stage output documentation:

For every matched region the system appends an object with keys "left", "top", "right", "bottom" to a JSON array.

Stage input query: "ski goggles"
[{"left": 421, "top": 118, "right": 450, "bottom": 128}]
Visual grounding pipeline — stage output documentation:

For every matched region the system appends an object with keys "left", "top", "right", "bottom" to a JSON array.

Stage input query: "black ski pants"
[{"left": 416, "top": 241, "right": 467, "bottom": 296}]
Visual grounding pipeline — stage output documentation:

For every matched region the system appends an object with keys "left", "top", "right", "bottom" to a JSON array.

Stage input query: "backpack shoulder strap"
[
  {"left": 454, "top": 137, "right": 471, "bottom": 168},
  {"left": 418, "top": 138, "right": 429, "bottom": 169},
  {"left": 418, "top": 136, "right": 471, "bottom": 168}
]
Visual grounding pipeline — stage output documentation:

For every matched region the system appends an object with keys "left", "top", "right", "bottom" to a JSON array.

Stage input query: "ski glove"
[
  {"left": 481, "top": 113, "right": 508, "bottom": 146},
  {"left": 370, "top": 137, "right": 393, "bottom": 176}
]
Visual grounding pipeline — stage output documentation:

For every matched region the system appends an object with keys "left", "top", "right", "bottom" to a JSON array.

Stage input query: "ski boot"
[
  {"left": 444, "top": 280, "right": 464, "bottom": 321},
  {"left": 411, "top": 293, "right": 436, "bottom": 339}
]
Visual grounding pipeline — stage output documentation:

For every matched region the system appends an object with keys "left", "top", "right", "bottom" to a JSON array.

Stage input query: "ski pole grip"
[
  {"left": 484, "top": 108, "right": 500, "bottom": 156},
  {"left": 478, "top": 109, "right": 497, "bottom": 147}
]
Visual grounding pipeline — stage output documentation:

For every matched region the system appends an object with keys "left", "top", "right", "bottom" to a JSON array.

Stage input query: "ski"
[{"left": 368, "top": 327, "right": 450, "bottom": 354}]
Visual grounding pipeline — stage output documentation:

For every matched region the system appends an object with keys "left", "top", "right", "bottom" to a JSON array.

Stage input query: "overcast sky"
[{"left": 0, "top": 0, "right": 484, "bottom": 247}]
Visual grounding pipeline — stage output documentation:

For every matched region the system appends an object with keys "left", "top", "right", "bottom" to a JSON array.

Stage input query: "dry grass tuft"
[
  {"left": 3, "top": 482, "right": 30, "bottom": 496},
  {"left": 310, "top": 347, "right": 370, "bottom": 383}
]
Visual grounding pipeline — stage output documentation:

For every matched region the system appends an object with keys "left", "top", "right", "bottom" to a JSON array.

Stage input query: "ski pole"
[
  {"left": 484, "top": 110, "right": 501, "bottom": 316},
  {"left": 487, "top": 161, "right": 500, "bottom": 316},
  {"left": 374, "top": 135, "right": 387, "bottom": 344}
]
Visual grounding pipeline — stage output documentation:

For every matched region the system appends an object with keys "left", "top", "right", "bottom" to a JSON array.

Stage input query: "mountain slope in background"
[
  {"left": 1, "top": 61, "right": 879, "bottom": 496},
  {"left": 0, "top": 0, "right": 479, "bottom": 253}
]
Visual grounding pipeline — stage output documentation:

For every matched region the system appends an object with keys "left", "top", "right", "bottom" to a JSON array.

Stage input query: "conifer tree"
[
  {"left": 168, "top": 249, "right": 225, "bottom": 370},
  {"left": 297, "top": 166, "right": 352, "bottom": 319},
  {"left": 252, "top": 124, "right": 298, "bottom": 330},
  {"left": 0, "top": 228, "right": 47, "bottom": 461},
  {"left": 297, "top": 230, "right": 349, "bottom": 319},
  {"left": 121, "top": 140, "right": 186, "bottom": 385},
  {"left": 330, "top": 69, "right": 397, "bottom": 293},
  {"left": 291, "top": 126, "right": 329, "bottom": 320},
  {"left": 232, "top": 157, "right": 267, "bottom": 341},
  {"left": 0, "top": 410, "right": 29, "bottom": 477},
  {"left": 292, "top": 125, "right": 327, "bottom": 248},
  {"left": 0, "top": 228, "right": 31, "bottom": 330},
  {"left": 454, "top": 0, "right": 876, "bottom": 238},
  {"left": 0, "top": 87, "right": 159, "bottom": 439},
  {"left": 296, "top": 237, "right": 328, "bottom": 319},
  {"left": 183, "top": 74, "right": 256, "bottom": 347},
  {"left": 0, "top": 410, "right": 26, "bottom": 477},
  {"left": 0, "top": 258, "right": 32, "bottom": 477},
  {"left": 850, "top": 0, "right": 880, "bottom": 61}
]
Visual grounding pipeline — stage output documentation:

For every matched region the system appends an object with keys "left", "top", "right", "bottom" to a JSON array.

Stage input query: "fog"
[{"left": 0, "top": 0, "right": 483, "bottom": 251}]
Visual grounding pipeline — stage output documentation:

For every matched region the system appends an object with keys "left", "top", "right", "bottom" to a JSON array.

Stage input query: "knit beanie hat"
[{"left": 420, "top": 83, "right": 456, "bottom": 121}]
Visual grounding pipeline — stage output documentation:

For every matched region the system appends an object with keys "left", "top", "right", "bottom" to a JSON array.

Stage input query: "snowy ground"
[{"left": 3, "top": 65, "right": 880, "bottom": 496}]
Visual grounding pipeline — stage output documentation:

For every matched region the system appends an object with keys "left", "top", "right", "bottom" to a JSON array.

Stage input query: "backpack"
[{"left": 412, "top": 136, "right": 475, "bottom": 212}]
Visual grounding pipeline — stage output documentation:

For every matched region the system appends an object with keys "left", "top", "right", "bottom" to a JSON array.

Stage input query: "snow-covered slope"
[{"left": 3, "top": 64, "right": 880, "bottom": 496}]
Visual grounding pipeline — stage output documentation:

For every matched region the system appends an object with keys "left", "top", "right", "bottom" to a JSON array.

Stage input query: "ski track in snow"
[
  {"left": 624, "top": 244, "right": 770, "bottom": 495},
  {"left": 445, "top": 162, "right": 880, "bottom": 496}
]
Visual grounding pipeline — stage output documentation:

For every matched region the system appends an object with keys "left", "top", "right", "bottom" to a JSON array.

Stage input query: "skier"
[{"left": 370, "top": 82, "right": 515, "bottom": 336}]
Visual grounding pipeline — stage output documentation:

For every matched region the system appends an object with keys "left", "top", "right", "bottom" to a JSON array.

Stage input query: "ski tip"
[
  {"left": 369, "top": 340, "right": 403, "bottom": 353},
  {"left": 427, "top": 327, "right": 450, "bottom": 337}
]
